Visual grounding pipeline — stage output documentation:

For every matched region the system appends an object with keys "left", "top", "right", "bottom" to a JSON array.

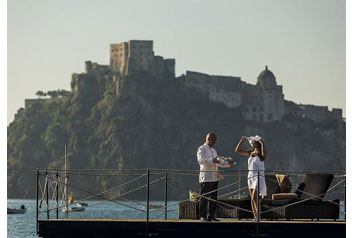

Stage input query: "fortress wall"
[
  {"left": 164, "top": 58, "right": 175, "bottom": 79},
  {"left": 110, "top": 42, "right": 128, "bottom": 73},
  {"left": 85, "top": 61, "right": 109, "bottom": 74},
  {"left": 109, "top": 40, "right": 175, "bottom": 77},
  {"left": 209, "top": 88, "right": 242, "bottom": 108},
  {"left": 301, "top": 105, "right": 329, "bottom": 122},
  {"left": 185, "top": 71, "right": 213, "bottom": 93},
  {"left": 127, "top": 40, "right": 154, "bottom": 72},
  {"left": 332, "top": 109, "right": 343, "bottom": 121}
]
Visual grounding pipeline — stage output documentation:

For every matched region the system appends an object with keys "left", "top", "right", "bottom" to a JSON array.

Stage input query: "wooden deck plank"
[{"left": 43, "top": 218, "right": 345, "bottom": 224}]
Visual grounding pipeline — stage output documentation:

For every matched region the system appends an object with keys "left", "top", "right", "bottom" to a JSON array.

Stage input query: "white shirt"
[{"left": 197, "top": 143, "right": 230, "bottom": 183}]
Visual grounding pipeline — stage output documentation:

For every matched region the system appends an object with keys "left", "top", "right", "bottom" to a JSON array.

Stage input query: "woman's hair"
[{"left": 253, "top": 141, "right": 266, "bottom": 161}]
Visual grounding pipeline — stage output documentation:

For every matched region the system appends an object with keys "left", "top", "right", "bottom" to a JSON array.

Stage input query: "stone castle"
[
  {"left": 17, "top": 40, "right": 343, "bottom": 123},
  {"left": 181, "top": 67, "right": 342, "bottom": 123},
  {"left": 110, "top": 40, "right": 175, "bottom": 79},
  {"left": 181, "top": 66, "right": 284, "bottom": 122}
]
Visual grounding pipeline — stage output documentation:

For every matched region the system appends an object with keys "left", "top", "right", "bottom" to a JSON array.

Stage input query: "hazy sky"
[{"left": 7, "top": 0, "right": 346, "bottom": 124}]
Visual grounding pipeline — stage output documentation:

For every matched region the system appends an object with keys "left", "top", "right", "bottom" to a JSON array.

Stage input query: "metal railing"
[{"left": 35, "top": 168, "right": 346, "bottom": 236}]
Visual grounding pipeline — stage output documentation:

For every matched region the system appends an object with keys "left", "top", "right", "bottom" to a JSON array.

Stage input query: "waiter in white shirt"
[{"left": 197, "top": 133, "right": 233, "bottom": 221}]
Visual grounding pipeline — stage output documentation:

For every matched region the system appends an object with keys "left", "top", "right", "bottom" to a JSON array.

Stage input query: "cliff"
[{"left": 7, "top": 71, "right": 346, "bottom": 199}]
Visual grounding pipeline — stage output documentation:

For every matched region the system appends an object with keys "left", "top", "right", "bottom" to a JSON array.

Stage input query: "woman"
[{"left": 235, "top": 135, "right": 267, "bottom": 222}]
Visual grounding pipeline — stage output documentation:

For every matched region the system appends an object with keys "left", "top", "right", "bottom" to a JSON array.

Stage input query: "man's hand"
[
  {"left": 227, "top": 159, "right": 234, "bottom": 165},
  {"left": 213, "top": 157, "right": 220, "bottom": 164}
]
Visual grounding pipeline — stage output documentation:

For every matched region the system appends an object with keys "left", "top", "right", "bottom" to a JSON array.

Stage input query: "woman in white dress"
[{"left": 235, "top": 136, "right": 267, "bottom": 222}]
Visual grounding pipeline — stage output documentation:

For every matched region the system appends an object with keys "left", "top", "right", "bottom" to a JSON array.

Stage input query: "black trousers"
[{"left": 199, "top": 181, "right": 218, "bottom": 218}]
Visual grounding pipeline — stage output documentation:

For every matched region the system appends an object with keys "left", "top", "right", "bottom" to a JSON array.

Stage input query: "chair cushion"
[
  {"left": 295, "top": 174, "right": 334, "bottom": 201},
  {"left": 272, "top": 193, "right": 298, "bottom": 200},
  {"left": 275, "top": 174, "right": 292, "bottom": 193}
]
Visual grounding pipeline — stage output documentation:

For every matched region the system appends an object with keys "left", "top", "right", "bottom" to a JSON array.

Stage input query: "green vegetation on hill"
[{"left": 7, "top": 72, "right": 345, "bottom": 199}]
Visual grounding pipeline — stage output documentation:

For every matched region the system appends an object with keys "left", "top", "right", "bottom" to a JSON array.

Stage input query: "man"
[{"left": 197, "top": 133, "right": 233, "bottom": 221}]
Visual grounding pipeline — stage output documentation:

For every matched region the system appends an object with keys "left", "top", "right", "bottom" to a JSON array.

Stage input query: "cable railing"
[{"left": 35, "top": 168, "right": 346, "bottom": 236}]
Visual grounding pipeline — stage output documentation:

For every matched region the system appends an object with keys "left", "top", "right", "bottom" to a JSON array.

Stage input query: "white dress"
[{"left": 247, "top": 155, "right": 267, "bottom": 198}]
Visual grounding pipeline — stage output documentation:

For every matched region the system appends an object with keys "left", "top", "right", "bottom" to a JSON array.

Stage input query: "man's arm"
[{"left": 197, "top": 147, "right": 218, "bottom": 165}]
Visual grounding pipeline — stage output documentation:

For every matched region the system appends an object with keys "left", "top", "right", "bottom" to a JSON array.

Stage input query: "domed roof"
[{"left": 256, "top": 66, "right": 276, "bottom": 88}]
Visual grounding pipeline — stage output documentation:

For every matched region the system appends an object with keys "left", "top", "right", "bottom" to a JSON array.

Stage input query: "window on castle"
[
  {"left": 252, "top": 107, "right": 257, "bottom": 112},
  {"left": 148, "top": 59, "right": 150, "bottom": 63},
  {"left": 140, "top": 59, "right": 143, "bottom": 62},
  {"left": 140, "top": 52, "right": 143, "bottom": 56},
  {"left": 147, "top": 53, "right": 150, "bottom": 56},
  {"left": 133, "top": 45, "right": 136, "bottom": 48}
]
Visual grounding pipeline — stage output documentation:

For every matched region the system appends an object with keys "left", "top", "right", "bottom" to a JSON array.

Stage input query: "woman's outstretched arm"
[
  {"left": 235, "top": 136, "right": 251, "bottom": 156},
  {"left": 260, "top": 138, "right": 267, "bottom": 159}
]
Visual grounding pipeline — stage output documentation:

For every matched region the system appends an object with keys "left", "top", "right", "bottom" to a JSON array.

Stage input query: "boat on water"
[
  {"left": 70, "top": 207, "right": 85, "bottom": 212},
  {"left": 61, "top": 192, "right": 85, "bottom": 212},
  {"left": 62, "top": 206, "right": 85, "bottom": 212},
  {"left": 77, "top": 202, "right": 88, "bottom": 207},
  {"left": 7, "top": 205, "right": 27, "bottom": 214}
]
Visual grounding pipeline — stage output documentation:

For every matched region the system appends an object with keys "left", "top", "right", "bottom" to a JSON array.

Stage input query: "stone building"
[
  {"left": 285, "top": 103, "right": 343, "bottom": 122},
  {"left": 184, "top": 66, "right": 285, "bottom": 122},
  {"left": 246, "top": 66, "right": 284, "bottom": 122},
  {"left": 184, "top": 66, "right": 343, "bottom": 123},
  {"left": 109, "top": 40, "right": 175, "bottom": 79},
  {"left": 72, "top": 40, "right": 176, "bottom": 94},
  {"left": 68, "top": 40, "right": 342, "bottom": 123}
]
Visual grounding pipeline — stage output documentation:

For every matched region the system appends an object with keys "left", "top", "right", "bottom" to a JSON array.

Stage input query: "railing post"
[
  {"left": 164, "top": 172, "right": 168, "bottom": 219},
  {"left": 46, "top": 171, "right": 49, "bottom": 220},
  {"left": 238, "top": 170, "right": 241, "bottom": 198},
  {"left": 344, "top": 175, "right": 346, "bottom": 221},
  {"left": 36, "top": 169, "right": 39, "bottom": 234},
  {"left": 65, "top": 144, "right": 68, "bottom": 219},
  {"left": 56, "top": 172, "right": 59, "bottom": 219},
  {"left": 146, "top": 169, "right": 150, "bottom": 235},
  {"left": 257, "top": 170, "right": 259, "bottom": 238}
]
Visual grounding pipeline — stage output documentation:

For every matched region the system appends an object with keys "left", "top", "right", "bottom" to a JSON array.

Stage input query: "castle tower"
[
  {"left": 257, "top": 66, "right": 284, "bottom": 121},
  {"left": 110, "top": 40, "right": 154, "bottom": 74},
  {"left": 240, "top": 66, "right": 284, "bottom": 122}
]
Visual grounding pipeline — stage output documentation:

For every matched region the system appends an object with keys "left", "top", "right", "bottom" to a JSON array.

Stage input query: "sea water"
[
  {"left": 7, "top": 199, "right": 345, "bottom": 238},
  {"left": 7, "top": 199, "right": 179, "bottom": 238}
]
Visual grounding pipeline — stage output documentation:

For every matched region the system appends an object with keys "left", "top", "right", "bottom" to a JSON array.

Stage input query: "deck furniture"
[{"left": 178, "top": 173, "right": 340, "bottom": 221}]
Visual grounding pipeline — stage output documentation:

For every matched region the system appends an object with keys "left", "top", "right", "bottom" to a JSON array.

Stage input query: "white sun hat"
[{"left": 247, "top": 135, "right": 262, "bottom": 145}]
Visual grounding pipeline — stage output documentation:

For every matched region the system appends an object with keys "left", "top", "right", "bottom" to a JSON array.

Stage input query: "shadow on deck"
[{"left": 38, "top": 219, "right": 346, "bottom": 238}]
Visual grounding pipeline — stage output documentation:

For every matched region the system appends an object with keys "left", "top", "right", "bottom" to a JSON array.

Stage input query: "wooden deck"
[{"left": 38, "top": 218, "right": 346, "bottom": 238}]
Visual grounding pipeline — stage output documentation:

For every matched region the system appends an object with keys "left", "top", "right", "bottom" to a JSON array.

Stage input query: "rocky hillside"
[{"left": 7, "top": 71, "right": 345, "bottom": 199}]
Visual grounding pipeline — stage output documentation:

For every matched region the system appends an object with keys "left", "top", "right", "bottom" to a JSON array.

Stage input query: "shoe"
[
  {"left": 200, "top": 217, "right": 208, "bottom": 221},
  {"left": 207, "top": 216, "right": 220, "bottom": 221}
]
